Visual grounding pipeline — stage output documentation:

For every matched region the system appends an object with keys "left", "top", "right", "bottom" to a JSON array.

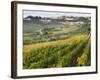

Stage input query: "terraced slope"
[{"left": 23, "top": 34, "right": 90, "bottom": 69}]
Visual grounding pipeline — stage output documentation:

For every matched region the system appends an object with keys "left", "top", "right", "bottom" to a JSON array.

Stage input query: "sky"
[{"left": 23, "top": 10, "right": 91, "bottom": 18}]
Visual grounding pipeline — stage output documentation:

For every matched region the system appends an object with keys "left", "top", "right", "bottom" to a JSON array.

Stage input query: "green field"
[
  {"left": 23, "top": 34, "right": 90, "bottom": 69},
  {"left": 23, "top": 16, "right": 91, "bottom": 69}
]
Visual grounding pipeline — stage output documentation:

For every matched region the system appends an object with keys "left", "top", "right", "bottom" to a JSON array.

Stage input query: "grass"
[{"left": 23, "top": 34, "right": 90, "bottom": 69}]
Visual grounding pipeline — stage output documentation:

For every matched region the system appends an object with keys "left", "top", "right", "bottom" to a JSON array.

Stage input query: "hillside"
[{"left": 23, "top": 34, "right": 91, "bottom": 69}]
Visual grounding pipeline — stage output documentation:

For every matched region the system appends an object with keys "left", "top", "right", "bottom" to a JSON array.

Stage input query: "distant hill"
[
  {"left": 24, "top": 15, "right": 41, "bottom": 21},
  {"left": 23, "top": 15, "right": 90, "bottom": 33}
]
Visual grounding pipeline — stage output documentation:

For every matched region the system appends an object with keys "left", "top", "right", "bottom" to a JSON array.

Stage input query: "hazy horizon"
[{"left": 23, "top": 10, "right": 91, "bottom": 18}]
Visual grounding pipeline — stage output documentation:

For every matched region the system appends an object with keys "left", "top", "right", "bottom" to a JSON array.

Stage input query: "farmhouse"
[{"left": 40, "top": 19, "right": 51, "bottom": 23}]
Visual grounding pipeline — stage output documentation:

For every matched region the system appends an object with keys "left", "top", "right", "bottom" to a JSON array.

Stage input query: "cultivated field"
[
  {"left": 23, "top": 16, "right": 91, "bottom": 69},
  {"left": 23, "top": 34, "right": 90, "bottom": 69}
]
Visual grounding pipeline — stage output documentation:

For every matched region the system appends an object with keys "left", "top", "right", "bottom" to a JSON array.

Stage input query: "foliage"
[{"left": 23, "top": 34, "right": 90, "bottom": 69}]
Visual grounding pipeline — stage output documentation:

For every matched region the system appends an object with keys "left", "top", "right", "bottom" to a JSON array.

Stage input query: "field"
[
  {"left": 23, "top": 34, "right": 90, "bottom": 69},
  {"left": 23, "top": 16, "right": 91, "bottom": 69}
]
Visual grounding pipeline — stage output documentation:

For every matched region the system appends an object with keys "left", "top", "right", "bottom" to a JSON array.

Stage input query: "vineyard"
[
  {"left": 23, "top": 14, "right": 91, "bottom": 69},
  {"left": 23, "top": 34, "right": 91, "bottom": 69}
]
